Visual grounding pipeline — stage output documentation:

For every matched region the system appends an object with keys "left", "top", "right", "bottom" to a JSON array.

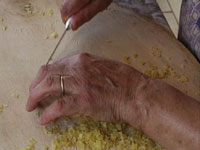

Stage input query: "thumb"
[{"left": 39, "top": 95, "right": 81, "bottom": 125}]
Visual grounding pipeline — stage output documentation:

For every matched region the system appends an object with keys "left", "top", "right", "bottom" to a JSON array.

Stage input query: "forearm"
[{"left": 127, "top": 78, "right": 200, "bottom": 150}]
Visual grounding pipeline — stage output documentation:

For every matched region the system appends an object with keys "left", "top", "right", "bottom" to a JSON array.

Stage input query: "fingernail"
[{"left": 25, "top": 102, "right": 31, "bottom": 112}]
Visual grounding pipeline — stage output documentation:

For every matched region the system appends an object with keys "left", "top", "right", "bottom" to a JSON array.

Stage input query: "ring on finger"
[{"left": 60, "top": 75, "right": 65, "bottom": 95}]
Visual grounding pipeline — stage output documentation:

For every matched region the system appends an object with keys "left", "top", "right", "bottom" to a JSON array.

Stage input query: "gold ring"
[{"left": 60, "top": 75, "right": 65, "bottom": 95}]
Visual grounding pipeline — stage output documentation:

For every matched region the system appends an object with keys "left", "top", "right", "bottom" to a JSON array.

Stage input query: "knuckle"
[
  {"left": 39, "top": 64, "right": 48, "bottom": 75},
  {"left": 77, "top": 53, "right": 90, "bottom": 61},
  {"left": 46, "top": 75, "right": 55, "bottom": 87}
]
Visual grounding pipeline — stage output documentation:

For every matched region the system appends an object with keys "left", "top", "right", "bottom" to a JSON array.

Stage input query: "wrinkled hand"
[
  {"left": 60, "top": 0, "right": 112, "bottom": 30},
  {"left": 26, "top": 53, "right": 145, "bottom": 126}
]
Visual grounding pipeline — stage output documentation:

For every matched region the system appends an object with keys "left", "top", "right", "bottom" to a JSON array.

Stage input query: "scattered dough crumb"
[
  {"left": 140, "top": 60, "right": 146, "bottom": 66},
  {"left": 44, "top": 146, "right": 49, "bottom": 150},
  {"left": 36, "top": 112, "right": 40, "bottom": 118},
  {"left": 180, "top": 75, "right": 189, "bottom": 83},
  {"left": 22, "top": 138, "right": 36, "bottom": 150},
  {"left": 27, "top": 10, "right": 33, "bottom": 14},
  {"left": 12, "top": 93, "right": 20, "bottom": 99},
  {"left": 50, "top": 32, "right": 58, "bottom": 39},
  {"left": 48, "top": 9, "right": 54, "bottom": 16},
  {"left": 24, "top": 3, "right": 33, "bottom": 14},
  {"left": 133, "top": 54, "right": 138, "bottom": 58},
  {"left": 124, "top": 56, "right": 131, "bottom": 64},
  {"left": 0, "top": 104, "right": 4, "bottom": 113},
  {"left": 2, "top": 25, "right": 7, "bottom": 31},
  {"left": 40, "top": 11, "right": 45, "bottom": 16},
  {"left": 152, "top": 47, "right": 162, "bottom": 57},
  {"left": 24, "top": 3, "right": 31, "bottom": 8},
  {"left": 145, "top": 65, "right": 170, "bottom": 79},
  {"left": 0, "top": 18, "right": 4, "bottom": 22}
]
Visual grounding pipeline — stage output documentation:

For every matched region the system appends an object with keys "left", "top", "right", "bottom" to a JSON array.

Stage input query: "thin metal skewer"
[{"left": 46, "top": 18, "right": 72, "bottom": 65}]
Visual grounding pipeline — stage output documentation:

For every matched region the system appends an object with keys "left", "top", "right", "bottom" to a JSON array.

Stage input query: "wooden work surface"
[{"left": 0, "top": 0, "right": 199, "bottom": 150}]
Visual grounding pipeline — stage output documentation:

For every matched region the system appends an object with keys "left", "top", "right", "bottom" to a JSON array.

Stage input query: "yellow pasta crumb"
[
  {"left": 22, "top": 138, "right": 36, "bottom": 150},
  {"left": 168, "top": 56, "right": 172, "bottom": 60},
  {"left": 124, "top": 56, "right": 131, "bottom": 64},
  {"left": 2, "top": 25, "right": 7, "bottom": 31},
  {"left": 24, "top": 3, "right": 33, "bottom": 14},
  {"left": 12, "top": 93, "right": 20, "bottom": 99},
  {"left": 50, "top": 32, "right": 58, "bottom": 39},
  {"left": 0, "top": 104, "right": 4, "bottom": 113},
  {"left": 44, "top": 146, "right": 49, "bottom": 150},
  {"left": 48, "top": 9, "right": 54, "bottom": 16},
  {"left": 35, "top": 112, "right": 40, "bottom": 118},
  {"left": 133, "top": 54, "right": 138, "bottom": 58},
  {"left": 152, "top": 48, "right": 162, "bottom": 57},
  {"left": 27, "top": 10, "right": 33, "bottom": 14},
  {"left": 144, "top": 65, "right": 170, "bottom": 79},
  {"left": 0, "top": 18, "right": 4, "bottom": 22},
  {"left": 140, "top": 60, "right": 146, "bottom": 66},
  {"left": 180, "top": 75, "right": 189, "bottom": 83},
  {"left": 40, "top": 11, "right": 45, "bottom": 16},
  {"left": 0, "top": 104, "right": 8, "bottom": 114},
  {"left": 152, "top": 46, "right": 162, "bottom": 57},
  {"left": 44, "top": 116, "right": 163, "bottom": 150}
]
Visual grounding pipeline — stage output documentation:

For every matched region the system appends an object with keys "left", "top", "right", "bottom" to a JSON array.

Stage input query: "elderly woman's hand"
[
  {"left": 26, "top": 53, "right": 146, "bottom": 127},
  {"left": 60, "top": 0, "right": 112, "bottom": 30}
]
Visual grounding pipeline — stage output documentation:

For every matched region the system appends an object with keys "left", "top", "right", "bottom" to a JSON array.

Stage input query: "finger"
[
  {"left": 71, "top": 0, "right": 112, "bottom": 30},
  {"left": 39, "top": 96, "right": 80, "bottom": 125},
  {"left": 26, "top": 74, "right": 78, "bottom": 112},
  {"left": 29, "top": 65, "right": 49, "bottom": 91},
  {"left": 27, "top": 75, "right": 61, "bottom": 112},
  {"left": 60, "top": 0, "right": 90, "bottom": 23},
  {"left": 29, "top": 63, "right": 65, "bottom": 92}
]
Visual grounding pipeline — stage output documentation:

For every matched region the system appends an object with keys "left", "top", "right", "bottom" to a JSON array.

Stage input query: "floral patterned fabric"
[
  {"left": 115, "top": 0, "right": 200, "bottom": 62},
  {"left": 178, "top": 0, "right": 200, "bottom": 62}
]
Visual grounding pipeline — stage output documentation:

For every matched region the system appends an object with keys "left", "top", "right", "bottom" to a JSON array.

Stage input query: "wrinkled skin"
[
  {"left": 60, "top": 0, "right": 112, "bottom": 30},
  {"left": 26, "top": 53, "right": 200, "bottom": 150},
  {"left": 26, "top": 53, "right": 144, "bottom": 126}
]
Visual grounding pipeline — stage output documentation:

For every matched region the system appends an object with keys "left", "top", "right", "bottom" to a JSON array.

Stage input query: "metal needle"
[{"left": 46, "top": 18, "right": 72, "bottom": 65}]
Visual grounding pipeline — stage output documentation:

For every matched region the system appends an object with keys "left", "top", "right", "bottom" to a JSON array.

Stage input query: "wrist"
[{"left": 121, "top": 74, "right": 151, "bottom": 130}]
